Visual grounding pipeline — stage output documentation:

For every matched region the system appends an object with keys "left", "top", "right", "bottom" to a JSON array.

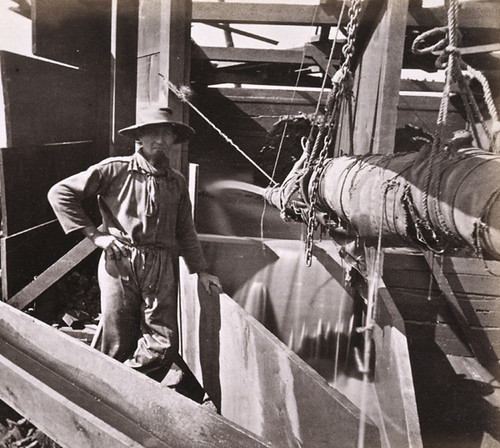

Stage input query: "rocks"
[{"left": 0, "top": 417, "right": 60, "bottom": 448}]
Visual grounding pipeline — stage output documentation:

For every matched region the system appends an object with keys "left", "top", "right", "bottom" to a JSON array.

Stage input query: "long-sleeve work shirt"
[{"left": 48, "top": 149, "right": 207, "bottom": 274}]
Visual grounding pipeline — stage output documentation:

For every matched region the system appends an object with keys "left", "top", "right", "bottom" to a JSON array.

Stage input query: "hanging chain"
[{"left": 304, "top": 0, "right": 364, "bottom": 266}]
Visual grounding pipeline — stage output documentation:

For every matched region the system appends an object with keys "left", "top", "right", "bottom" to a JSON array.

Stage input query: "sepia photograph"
[{"left": 0, "top": 0, "right": 499, "bottom": 446}]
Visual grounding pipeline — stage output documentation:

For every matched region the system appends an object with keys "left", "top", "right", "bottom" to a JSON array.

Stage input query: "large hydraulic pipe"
[{"left": 264, "top": 146, "right": 500, "bottom": 260}]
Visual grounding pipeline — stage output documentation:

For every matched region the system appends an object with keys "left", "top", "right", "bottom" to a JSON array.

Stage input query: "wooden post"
[
  {"left": 351, "top": 0, "right": 409, "bottom": 155},
  {"left": 137, "top": 0, "right": 192, "bottom": 174},
  {"left": 111, "top": 0, "right": 139, "bottom": 157}
]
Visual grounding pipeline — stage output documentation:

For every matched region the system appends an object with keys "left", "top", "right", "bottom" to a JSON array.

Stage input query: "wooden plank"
[
  {"left": 0, "top": 142, "right": 95, "bottom": 236},
  {"left": 384, "top": 287, "right": 454, "bottom": 323},
  {"left": 443, "top": 273, "right": 500, "bottom": 298},
  {"left": 374, "top": 287, "right": 423, "bottom": 448},
  {"left": 383, "top": 269, "right": 438, "bottom": 292},
  {"left": 455, "top": 294, "right": 500, "bottom": 328},
  {"left": 387, "top": 288, "right": 500, "bottom": 328},
  {"left": 404, "top": 321, "right": 473, "bottom": 357},
  {"left": 179, "top": 259, "right": 381, "bottom": 448},
  {"left": 32, "top": 0, "right": 112, "bottom": 67},
  {"left": 443, "top": 256, "right": 500, "bottom": 277},
  {"left": 214, "top": 86, "right": 327, "bottom": 105},
  {"left": 7, "top": 238, "right": 97, "bottom": 310},
  {"left": 0, "top": 52, "right": 95, "bottom": 147},
  {"left": 407, "top": 1, "right": 500, "bottom": 29},
  {"left": 351, "top": 0, "right": 408, "bottom": 155},
  {"left": 0, "top": 341, "right": 155, "bottom": 448},
  {"left": 111, "top": 0, "right": 139, "bottom": 156},
  {"left": 192, "top": 2, "right": 347, "bottom": 26},
  {"left": 137, "top": 0, "right": 191, "bottom": 175},
  {"left": 1, "top": 222, "right": 83, "bottom": 300},
  {"left": 423, "top": 251, "right": 496, "bottom": 364},
  {"left": 193, "top": 46, "right": 314, "bottom": 64},
  {"left": 404, "top": 321, "right": 500, "bottom": 359},
  {"left": 0, "top": 301, "right": 271, "bottom": 447}
]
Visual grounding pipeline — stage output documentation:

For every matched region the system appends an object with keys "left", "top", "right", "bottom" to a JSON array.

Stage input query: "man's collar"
[{"left": 130, "top": 148, "right": 171, "bottom": 176}]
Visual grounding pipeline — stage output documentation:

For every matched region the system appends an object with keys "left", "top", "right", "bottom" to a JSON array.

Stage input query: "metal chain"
[{"left": 304, "top": 0, "right": 364, "bottom": 266}]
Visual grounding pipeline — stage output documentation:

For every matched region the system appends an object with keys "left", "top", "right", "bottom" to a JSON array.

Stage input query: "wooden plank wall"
[
  {"left": 0, "top": 52, "right": 95, "bottom": 148},
  {"left": 383, "top": 250, "right": 500, "bottom": 360},
  {"left": 0, "top": 0, "right": 118, "bottom": 299},
  {"left": 0, "top": 142, "right": 95, "bottom": 298}
]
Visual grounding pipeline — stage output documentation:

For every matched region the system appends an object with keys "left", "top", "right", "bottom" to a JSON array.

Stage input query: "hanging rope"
[
  {"left": 355, "top": 177, "right": 393, "bottom": 448},
  {"left": 409, "top": 0, "right": 500, "bottom": 255},
  {"left": 160, "top": 75, "right": 278, "bottom": 186}
]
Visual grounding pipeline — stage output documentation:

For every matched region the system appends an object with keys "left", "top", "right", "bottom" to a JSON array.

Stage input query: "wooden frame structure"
[{"left": 0, "top": 0, "right": 499, "bottom": 446}]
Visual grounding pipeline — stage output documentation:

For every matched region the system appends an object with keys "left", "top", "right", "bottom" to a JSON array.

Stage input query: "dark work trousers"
[{"left": 98, "top": 246, "right": 179, "bottom": 379}]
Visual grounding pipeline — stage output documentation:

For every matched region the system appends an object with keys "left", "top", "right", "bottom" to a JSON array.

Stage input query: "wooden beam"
[
  {"left": 7, "top": 238, "right": 97, "bottom": 310},
  {"left": 0, "top": 301, "right": 271, "bottom": 447},
  {"left": 193, "top": 1, "right": 500, "bottom": 29},
  {"left": 423, "top": 251, "right": 497, "bottom": 365},
  {"left": 192, "top": 2, "right": 347, "bottom": 26},
  {"left": 408, "top": 1, "right": 500, "bottom": 30},
  {"left": 375, "top": 287, "right": 423, "bottom": 448},
  {"left": 0, "top": 341, "right": 158, "bottom": 448},
  {"left": 111, "top": 0, "right": 139, "bottom": 156},
  {"left": 137, "top": 0, "right": 192, "bottom": 175},
  {"left": 351, "top": 0, "right": 409, "bottom": 155},
  {"left": 206, "top": 23, "right": 279, "bottom": 45},
  {"left": 193, "top": 46, "right": 315, "bottom": 64}
]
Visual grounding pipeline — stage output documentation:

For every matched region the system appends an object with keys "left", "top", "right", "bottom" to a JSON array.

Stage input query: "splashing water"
[{"left": 205, "top": 180, "right": 266, "bottom": 197}]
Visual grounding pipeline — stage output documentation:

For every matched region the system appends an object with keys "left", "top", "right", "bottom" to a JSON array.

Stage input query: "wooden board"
[
  {"left": 7, "top": 237, "right": 97, "bottom": 310},
  {"left": 351, "top": 0, "right": 408, "bottom": 155},
  {"left": 374, "top": 287, "right": 423, "bottom": 448},
  {"left": 1, "top": 222, "right": 83, "bottom": 300},
  {"left": 192, "top": 1, "right": 500, "bottom": 29},
  {"left": 0, "top": 141, "right": 95, "bottom": 236},
  {"left": 0, "top": 340, "right": 157, "bottom": 448},
  {"left": 383, "top": 250, "right": 500, "bottom": 360},
  {"left": 0, "top": 301, "right": 270, "bottom": 448},
  {"left": 192, "top": 2, "right": 347, "bottom": 26},
  {"left": 179, "top": 258, "right": 381, "bottom": 448},
  {"left": 137, "top": 0, "right": 191, "bottom": 175},
  {"left": 0, "top": 52, "right": 96, "bottom": 147},
  {"left": 111, "top": 0, "right": 139, "bottom": 157},
  {"left": 32, "top": 0, "right": 112, "bottom": 67}
]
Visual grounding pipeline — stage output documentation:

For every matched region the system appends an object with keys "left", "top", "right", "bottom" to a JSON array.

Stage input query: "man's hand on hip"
[{"left": 82, "top": 226, "right": 129, "bottom": 259}]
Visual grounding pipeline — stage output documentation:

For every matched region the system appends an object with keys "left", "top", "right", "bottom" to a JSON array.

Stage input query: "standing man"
[{"left": 48, "top": 107, "right": 222, "bottom": 381}]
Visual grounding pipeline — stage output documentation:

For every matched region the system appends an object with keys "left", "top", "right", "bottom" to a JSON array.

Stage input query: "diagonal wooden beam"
[
  {"left": 0, "top": 301, "right": 271, "bottom": 448},
  {"left": 206, "top": 23, "right": 279, "bottom": 46},
  {"left": 7, "top": 238, "right": 97, "bottom": 310}
]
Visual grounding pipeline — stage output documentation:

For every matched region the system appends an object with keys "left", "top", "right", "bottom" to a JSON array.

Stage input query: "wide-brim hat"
[{"left": 118, "top": 107, "right": 195, "bottom": 144}]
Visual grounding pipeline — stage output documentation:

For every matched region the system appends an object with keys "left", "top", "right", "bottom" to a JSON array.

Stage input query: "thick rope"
[
  {"left": 411, "top": 0, "right": 500, "bottom": 252},
  {"left": 161, "top": 76, "right": 277, "bottom": 186}
]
